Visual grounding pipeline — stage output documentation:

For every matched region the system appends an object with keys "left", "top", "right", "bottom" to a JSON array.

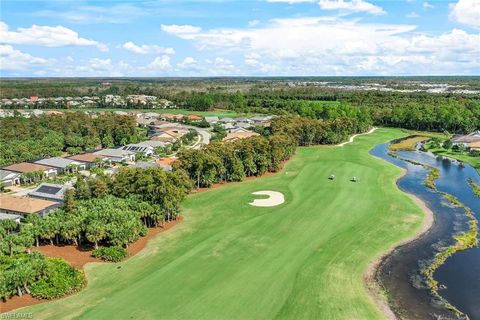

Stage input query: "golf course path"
[{"left": 337, "top": 127, "right": 377, "bottom": 147}]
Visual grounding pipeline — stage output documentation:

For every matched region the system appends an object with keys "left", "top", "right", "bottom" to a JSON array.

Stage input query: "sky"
[{"left": 0, "top": 0, "right": 479, "bottom": 77}]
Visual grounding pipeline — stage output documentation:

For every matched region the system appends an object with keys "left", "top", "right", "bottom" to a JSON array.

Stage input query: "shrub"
[
  {"left": 30, "top": 258, "right": 85, "bottom": 299},
  {"left": 92, "top": 246, "right": 128, "bottom": 262}
]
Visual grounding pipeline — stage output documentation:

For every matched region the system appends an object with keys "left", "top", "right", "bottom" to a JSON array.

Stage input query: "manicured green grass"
[{"left": 20, "top": 128, "right": 427, "bottom": 320}]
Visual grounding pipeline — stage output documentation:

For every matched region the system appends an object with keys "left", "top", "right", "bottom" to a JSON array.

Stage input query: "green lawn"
[{"left": 20, "top": 128, "right": 427, "bottom": 320}]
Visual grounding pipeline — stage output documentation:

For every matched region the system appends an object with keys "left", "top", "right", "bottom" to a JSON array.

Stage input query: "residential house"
[
  {"left": 94, "top": 148, "right": 136, "bottom": 163},
  {"left": 34, "top": 157, "right": 86, "bottom": 174},
  {"left": 0, "top": 195, "right": 60, "bottom": 217},
  {"left": 234, "top": 121, "right": 252, "bottom": 129},
  {"left": 220, "top": 117, "right": 235, "bottom": 123},
  {"left": 151, "top": 128, "right": 188, "bottom": 143},
  {"left": 28, "top": 183, "right": 69, "bottom": 202},
  {"left": 0, "top": 170, "right": 20, "bottom": 187},
  {"left": 187, "top": 114, "right": 203, "bottom": 122},
  {"left": 67, "top": 153, "right": 107, "bottom": 168},
  {"left": 234, "top": 117, "right": 252, "bottom": 123},
  {"left": 4, "top": 162, "right": 57, "bottom": 183},
  {"left": 122, "top": 140, "right": 168, "bottom": 156},
  {"left": 451, "top": 131, "right": 480, "bottom": 148},
  {"left": 155, "top": 157, "right": 176, "bottom": 171},
  {"left": 221, "top": 122, "right": 236, "bottom": 131},
  {"left": 159, "top": 113, "right": 184, "bottom": 121},
  {"left": 204, "top": 116, "right": 219, "bottom": 125},
  {"left": 144, "top": 112, "right": 159, "bottom": 120},
  {"left": 128, "top": 162, "right": 162, "bottom": 169},
  {"left": 222, "top": 131, "right": 260, "bottom": 143},
  {"left": 469, "top": 141, "right": 480, "bottom": 151}
]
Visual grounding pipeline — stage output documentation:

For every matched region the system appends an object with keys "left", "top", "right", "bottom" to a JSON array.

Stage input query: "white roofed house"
[
  {"left": 94, "top": 148, "right": 136, "bottom": 163},
  {"left": 122, "top": 140, "right": 169, "bottom": 157},
  {"left": 220, "top": 117, "right": 235, "bottom": 123},
  {"left": 204, "top": 116, "right": 219, "bottom": 125},
  {"left": 34, "top": 157, "right": 86, "bottom": 175},
  {"left": 0, "top": 170, "right": 21, "bottom": 187}
]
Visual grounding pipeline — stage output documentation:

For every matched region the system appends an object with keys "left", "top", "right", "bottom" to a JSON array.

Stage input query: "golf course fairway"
[{"left": 20, "top": 127, "right": 427, "bottom": 320}]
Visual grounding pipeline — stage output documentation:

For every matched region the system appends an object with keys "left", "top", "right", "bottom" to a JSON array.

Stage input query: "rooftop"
[
  {"left": 28, "top": 183, "right": 68, "bottom": 201},
  {"left": 34, "top": 157, "right": 80, "bottom": 169},
  {"left": 0, "top": 195, "right": 58, "bottom": 214},
  {"left": 94, "top": 148, "right": 135, "bottom": 158},
  {"left": 0, "top": 169, "right": 20, "bottom": 180},
  {"left": 3, "top": 162, "right": 52, "bottom": 173},
  {"left": 68, "top": 153, "right": 105, "bottom": 163}
]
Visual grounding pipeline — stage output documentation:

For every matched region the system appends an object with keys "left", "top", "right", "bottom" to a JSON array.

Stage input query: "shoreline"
[{"left": 364, "top": 157, "right": 435, "bottom": 320}]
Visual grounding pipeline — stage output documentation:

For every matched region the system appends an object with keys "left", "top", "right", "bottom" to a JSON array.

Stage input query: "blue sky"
[{"left": 1, "top": 0, "right": 479, "bottom": 76}]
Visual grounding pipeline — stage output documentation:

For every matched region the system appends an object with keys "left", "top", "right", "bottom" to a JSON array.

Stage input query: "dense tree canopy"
[{"left": 0, "top": 113, "right": 142, "bottom": 165}]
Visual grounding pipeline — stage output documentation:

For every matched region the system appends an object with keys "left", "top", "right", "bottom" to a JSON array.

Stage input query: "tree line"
[{"left": 0, "top": 113, "right": 143, "bottom": 166}]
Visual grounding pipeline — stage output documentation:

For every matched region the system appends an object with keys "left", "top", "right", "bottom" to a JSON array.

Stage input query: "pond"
[{"left": 370, "top": 142, "right": 480, "bottom": 319}]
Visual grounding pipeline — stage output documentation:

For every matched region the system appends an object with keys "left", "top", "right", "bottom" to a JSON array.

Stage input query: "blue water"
[{"left": 371, "top": 143, "right": 480, "bottom": 319}]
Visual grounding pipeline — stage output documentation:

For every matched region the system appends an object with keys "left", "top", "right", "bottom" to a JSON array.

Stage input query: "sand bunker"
[{"left": 249, "top": 191, "right": 285, "bottom": 207}]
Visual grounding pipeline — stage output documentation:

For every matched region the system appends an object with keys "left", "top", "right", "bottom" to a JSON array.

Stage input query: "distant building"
[
  {"left": 4, "top": 162, "right": 57, "bottom": 182},
  {"left": 155, "top": 157, "right": 176, "bottom": 171},
  {"left": 222, "top": 131, "right": 260, "bottom": 143},
  {"left": 470, "top": 141, "right": 480, "bottom": 151},
  {"left": 0, "top": 195, "right": 60, "bottom": 217},
  {"left": 34, "top": 157, "right": 86, "bottom": 174},
  {"left": 128, "top": 162, "right": 162, "bottom": 169},
  {"left": 28, "top": 183, "right": 69, "bottom": 202},
  {"left": 67, "top": 153, "right": 107, "bottom": 168},
  {"left": 187, "top": 114, "right": 203, "bottom": 122},
  {"left": 204, "top": 116, "right": 219, "bottom": 125},
  {"left": 94, "top": 148, "right": 136, "bottom": 163},
  {"left": 0, "top": 170, "right": 21, "bottom": 187},
  {"left": 452, "top": 131, "right": 480, "bottom": 148},
  {"left": 122, "top": 141, "right": 168, "bottom": 156}
]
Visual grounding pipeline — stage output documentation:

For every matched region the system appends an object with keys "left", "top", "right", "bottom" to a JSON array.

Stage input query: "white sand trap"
[{"left": 249, "top": 191, "right": 285, "bottom": 207}]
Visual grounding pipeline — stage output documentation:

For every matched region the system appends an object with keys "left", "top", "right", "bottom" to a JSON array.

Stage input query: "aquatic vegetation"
[
  {"left": 467, "top": 178, "right": 480, "bottom": 198},
  {"left": 389, "top": 136, "right": 430, "bottom": 151},
  {"left": 421, "top": 192, "right": 478, "bottom": 318}
]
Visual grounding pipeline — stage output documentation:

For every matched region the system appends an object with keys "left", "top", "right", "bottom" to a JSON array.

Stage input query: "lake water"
[{"left": 371, "top": 143, "right": 480, "bottom": 319}]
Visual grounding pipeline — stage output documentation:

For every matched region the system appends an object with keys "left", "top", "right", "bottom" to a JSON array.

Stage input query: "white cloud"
[
  {"left": 406, "top": 11, "right": 419, "bottom": 18},
  {"left": 423, "top": 1, "right": 434, "bottom": 9},
  {"left": 0, "top": 45, "right": 50, "bottom": 71},
  {"left": 122, "top": 41, "right": 175, "bottom": 55},
  {"left": 177, "top": 57, "right": 198, "bottom": 69},
  {"left": 0, "top": 21, "right": 107, "bottom": 51},
  {"left": 149, "top": 55, "right": 171, "bottom": 70},
  {"left": 318, "top": 0, "right": 386, "bottom": 15},
  {"left": 34, "top": 4, "right": 148, "bottom": 24},
  {"left": 161, "top": 24, "right": 202, "bottom": 37},
  {"left": 248, "top": 20, "right": 260, "bottom": 27},
  {"left": 449, "top": 0, "right": 480, "bottom": 29},
  {"left": 164, "top": 16, "right": 480, "bottom": 75},
  {"left": 267, "top": 0, "right": 316, "bottom": 3}
]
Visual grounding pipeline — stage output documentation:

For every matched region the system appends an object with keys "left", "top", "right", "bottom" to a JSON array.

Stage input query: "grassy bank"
[{"left": 19, "top": 128, "right": 432, "bottom": 320}]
